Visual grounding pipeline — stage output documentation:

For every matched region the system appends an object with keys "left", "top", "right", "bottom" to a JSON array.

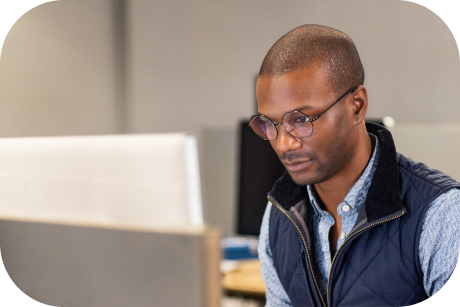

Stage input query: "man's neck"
[{"left": 314, "top": 133, "right": 373, "bottom": 215}]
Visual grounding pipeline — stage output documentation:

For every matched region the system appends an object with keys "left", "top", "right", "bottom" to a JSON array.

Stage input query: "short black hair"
[{"left": 259, "top": 24, "right": 364, "bottom": 95}]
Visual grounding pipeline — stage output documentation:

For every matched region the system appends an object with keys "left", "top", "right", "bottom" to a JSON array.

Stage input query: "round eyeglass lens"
[
  {"left": 249, "top": 115, "right": 277, "bottom": 140},
  {"left": 283, "top": 111, "right": 313, "bottom": 138}
]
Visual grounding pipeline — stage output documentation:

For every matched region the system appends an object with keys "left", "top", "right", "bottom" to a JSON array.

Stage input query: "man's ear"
[{"left": 351, "top": 86, "right": 368, "bottom": 126}]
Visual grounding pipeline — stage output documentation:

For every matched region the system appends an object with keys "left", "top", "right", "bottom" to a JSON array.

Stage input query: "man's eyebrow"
[
  {"left": 288, "top": 104, "right": 317, "bottom": 115},
  {"left": 297, "top": 104, "right": 316, "bottom": 112},
  {"left": 258, "top": 104, "right": 317, "bottom": 118}
]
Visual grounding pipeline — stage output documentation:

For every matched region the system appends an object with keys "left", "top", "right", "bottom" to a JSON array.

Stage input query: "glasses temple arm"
[{"left": 310, "top": 87, "right": 356, "bottom": 122}]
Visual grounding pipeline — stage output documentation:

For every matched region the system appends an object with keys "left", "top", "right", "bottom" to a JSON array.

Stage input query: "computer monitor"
[
  {"left": 237, "top": 120, "right": 285, "bottom": 236},
  {"left": 0, "top": 133, "right": 203, "bottom": 228}
]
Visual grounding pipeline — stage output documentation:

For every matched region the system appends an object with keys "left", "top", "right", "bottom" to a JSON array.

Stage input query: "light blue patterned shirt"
[{"left": 258, "top": 135, "right": 460, "bottom": 306}]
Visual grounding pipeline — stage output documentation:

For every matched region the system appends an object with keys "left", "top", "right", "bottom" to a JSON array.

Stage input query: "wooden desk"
[{"left": 222, "top": 259, "right": 265, "bottom": 296}]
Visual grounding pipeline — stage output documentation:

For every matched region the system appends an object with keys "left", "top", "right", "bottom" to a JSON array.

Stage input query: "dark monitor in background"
[
  {"left": 237, "top": 120, "right": 285, "bottom": 236},
  {"left": 237, "top": 118, "right": 387, "bottom": 236}
]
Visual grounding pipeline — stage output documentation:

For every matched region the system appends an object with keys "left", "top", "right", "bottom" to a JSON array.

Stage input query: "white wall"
[
  {"left": 392, "top": 124, "right": 460, "bottom": 181},
  {"left": 0, "top": 0, "right": 459, "bottom": 234},
  {"left": 0, "top": 0, "right": 118, "bottom": 137}
]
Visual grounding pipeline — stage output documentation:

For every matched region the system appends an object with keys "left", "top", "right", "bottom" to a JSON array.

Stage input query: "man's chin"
[
  {"left": 288, "top": 171, "right": 316, "bottom": 186},
  {"left": 288, "top": 167, "right": 332, "bottom": 186}
]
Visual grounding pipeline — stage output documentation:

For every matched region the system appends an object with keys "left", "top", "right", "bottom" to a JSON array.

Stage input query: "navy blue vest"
[{"left": 268, "top": 123, "right": 460, "bottom": 307}]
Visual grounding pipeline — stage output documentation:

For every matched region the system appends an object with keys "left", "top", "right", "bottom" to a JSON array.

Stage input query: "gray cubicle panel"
[{"left": 0, "top": 219, "right": 221, "bottom": 307}]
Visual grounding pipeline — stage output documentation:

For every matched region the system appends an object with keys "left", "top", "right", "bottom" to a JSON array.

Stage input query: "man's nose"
[{"left": 275, "top": 125, "right": 301, "bottom": 152}]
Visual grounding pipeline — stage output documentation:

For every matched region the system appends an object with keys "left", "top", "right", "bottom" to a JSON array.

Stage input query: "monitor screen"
[{"left": 237, "top": 120, "right": 285, "bottom": 236}]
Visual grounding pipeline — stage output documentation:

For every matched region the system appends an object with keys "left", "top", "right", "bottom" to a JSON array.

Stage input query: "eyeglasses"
[{"left": 249, "top": 87, "right": 356, "bottom": 140}]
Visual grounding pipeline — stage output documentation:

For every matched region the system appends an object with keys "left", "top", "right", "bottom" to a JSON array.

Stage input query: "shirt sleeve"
[
  {"left": 419, "top": 188, "right": 460, "bottom": 296},
  {"left": 258, "top": 202, "right": 292, "bottom": 307}
]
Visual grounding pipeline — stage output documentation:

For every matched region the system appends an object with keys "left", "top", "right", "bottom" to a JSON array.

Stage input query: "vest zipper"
[
  {"left": 268, "top": 196, "right": 327, "bottom": 307},
  {"left": 326, "top": 210, "right": 406, "bottom": 307}
]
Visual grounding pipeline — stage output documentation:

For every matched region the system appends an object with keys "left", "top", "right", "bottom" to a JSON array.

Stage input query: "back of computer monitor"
[{"left": 0, "top": 133, "right": 203, "bottom": 228}]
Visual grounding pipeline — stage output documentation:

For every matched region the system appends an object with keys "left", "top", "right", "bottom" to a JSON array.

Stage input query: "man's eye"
[{"left": 294, "top": 116, "right": 308, "bottom": 123}]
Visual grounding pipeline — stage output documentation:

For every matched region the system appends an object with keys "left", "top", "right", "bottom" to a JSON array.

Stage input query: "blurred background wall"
[{"left": 0, "top": 0, "right": 458, "bottom": 234}]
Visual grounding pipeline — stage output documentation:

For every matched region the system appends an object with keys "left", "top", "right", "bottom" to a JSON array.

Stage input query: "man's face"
[{"left": 256, "top": 65, "right": 356, "bottom": 186}]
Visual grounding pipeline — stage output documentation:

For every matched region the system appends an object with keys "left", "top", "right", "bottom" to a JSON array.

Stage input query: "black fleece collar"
[{"left": 268, "top": 122, "right": 405, "bottom": 222}]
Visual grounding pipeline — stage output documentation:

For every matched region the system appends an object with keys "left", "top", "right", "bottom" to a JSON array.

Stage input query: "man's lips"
[{"left": 283, "top": 159, "right": 312, "bottom": 172}]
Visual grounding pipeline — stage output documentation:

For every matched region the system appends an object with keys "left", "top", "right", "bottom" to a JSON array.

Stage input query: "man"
[{"left": 251, "top": 24, "right": 460, "bottom": 307}]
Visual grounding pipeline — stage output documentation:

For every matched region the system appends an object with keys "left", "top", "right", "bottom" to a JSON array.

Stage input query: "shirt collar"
[{"left": 307, "top": 133, "right": 380, "bottom": 215}]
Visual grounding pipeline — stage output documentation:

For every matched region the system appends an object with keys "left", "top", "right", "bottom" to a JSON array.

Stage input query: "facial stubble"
[{"left": 283, "top": 126, "right": 354, "bottom": 186}]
